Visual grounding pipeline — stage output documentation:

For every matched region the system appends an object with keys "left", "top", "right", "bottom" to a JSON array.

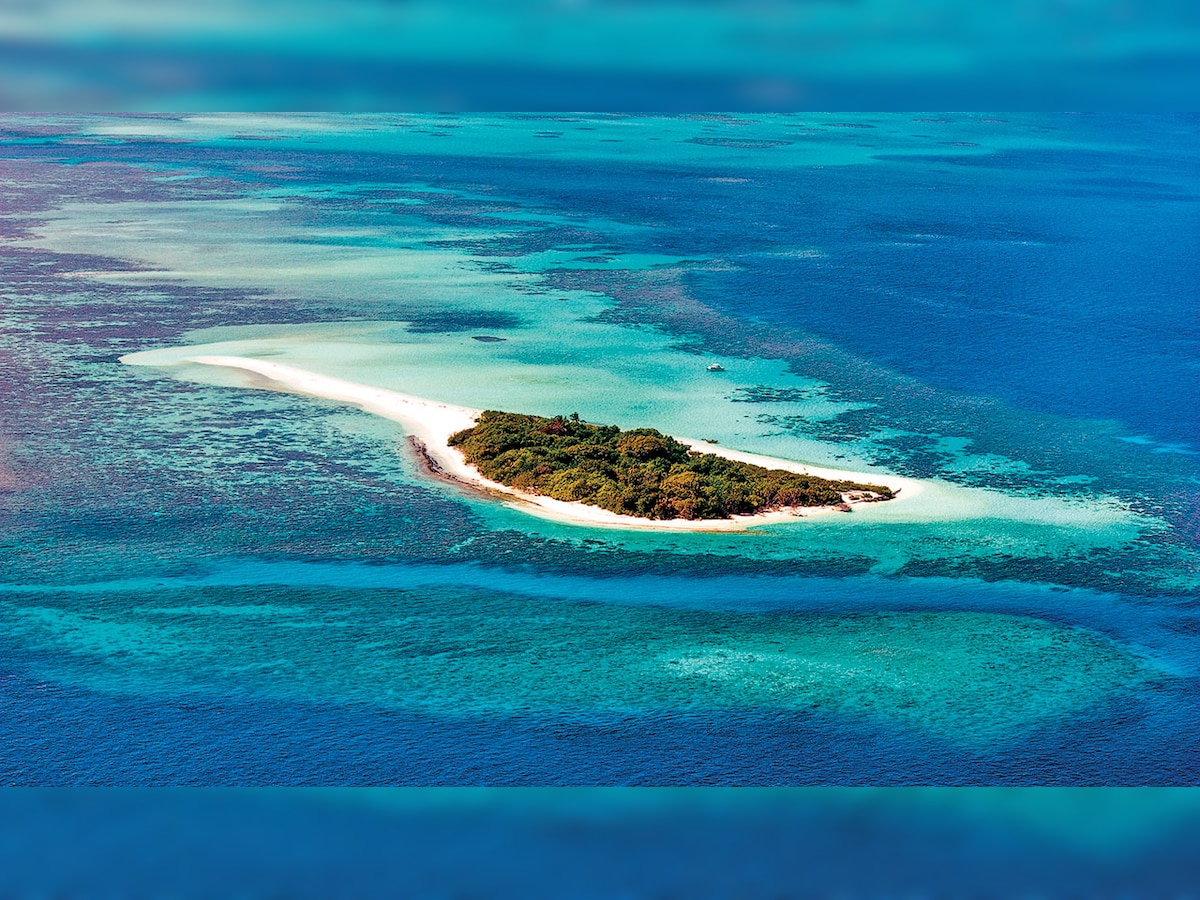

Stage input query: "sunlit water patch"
[{"left": 0, "top": 583, "right": 1161, "bottom": 749}]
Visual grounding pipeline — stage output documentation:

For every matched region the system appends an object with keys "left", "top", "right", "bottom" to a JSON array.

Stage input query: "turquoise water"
[{"left": 1, "top": 114, "right": 1198, "bottom": 782}]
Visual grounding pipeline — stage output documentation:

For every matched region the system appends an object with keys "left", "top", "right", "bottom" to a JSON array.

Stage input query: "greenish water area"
[{"left": 1, "top": 114, "right": 1198, "bottom": 783}]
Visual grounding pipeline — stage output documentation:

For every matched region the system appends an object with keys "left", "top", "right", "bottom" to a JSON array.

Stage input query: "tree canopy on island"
[{"left": 448, "top": 411, "right": 894, "bottom": 520}]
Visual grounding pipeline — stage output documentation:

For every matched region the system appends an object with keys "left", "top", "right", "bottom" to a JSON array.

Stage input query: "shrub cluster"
[{"left": 448, "top": 411, "right": 894, "bottom": 520}]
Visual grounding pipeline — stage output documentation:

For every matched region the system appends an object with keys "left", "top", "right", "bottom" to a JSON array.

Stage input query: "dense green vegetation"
[{"left": 448, "top": 411, "right": 894, "bottom": 520}]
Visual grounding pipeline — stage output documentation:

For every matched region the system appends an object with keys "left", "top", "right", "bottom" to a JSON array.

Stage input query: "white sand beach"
[{"left": 178, "top": 355, "right": 916, "bottom": 531}]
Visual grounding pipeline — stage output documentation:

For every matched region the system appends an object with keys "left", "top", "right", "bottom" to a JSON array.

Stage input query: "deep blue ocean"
[{"left": 1, "top": 113, "right": 1198, "bottom": 784}]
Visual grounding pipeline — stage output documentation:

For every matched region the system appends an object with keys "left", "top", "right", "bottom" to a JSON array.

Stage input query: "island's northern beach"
[{"left": 140, "top": 353, "right": 915, "bottom": 531}]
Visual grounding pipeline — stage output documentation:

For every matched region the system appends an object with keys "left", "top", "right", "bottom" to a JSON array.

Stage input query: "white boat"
[{"left": 706, "top": 364, "right": 725, "bottom": 372}]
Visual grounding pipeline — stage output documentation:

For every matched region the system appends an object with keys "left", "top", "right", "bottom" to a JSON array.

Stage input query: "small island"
[
  {"left": 137, "top": 354, "right": 912, "bottom": 530},
  {"left": 449, "top": 411, "right": 894, "bottom": 520}
]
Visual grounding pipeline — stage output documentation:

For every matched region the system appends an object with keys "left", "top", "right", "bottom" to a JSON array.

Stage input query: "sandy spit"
[{"left": 178, "top": 355, "right": 917, "bottom": 531}]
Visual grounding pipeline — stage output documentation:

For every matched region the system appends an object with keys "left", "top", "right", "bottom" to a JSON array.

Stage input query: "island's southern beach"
[{"left": 173, "top": 355, "right": 916, "bottom": 531}]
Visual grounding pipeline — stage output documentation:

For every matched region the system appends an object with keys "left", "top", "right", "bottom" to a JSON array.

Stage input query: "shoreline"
[{"left": 153, "top": 354, "right": 916, "bottom": 531}]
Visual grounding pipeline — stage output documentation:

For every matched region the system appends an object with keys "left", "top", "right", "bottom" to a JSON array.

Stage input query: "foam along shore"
[{"left": 153, "top": 355, "right": 917, "bottom": 531}]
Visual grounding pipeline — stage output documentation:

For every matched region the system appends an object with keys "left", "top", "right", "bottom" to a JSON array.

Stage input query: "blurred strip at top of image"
[{"left": 1, "top": 0, "right": 1198, "bottom": 109}]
